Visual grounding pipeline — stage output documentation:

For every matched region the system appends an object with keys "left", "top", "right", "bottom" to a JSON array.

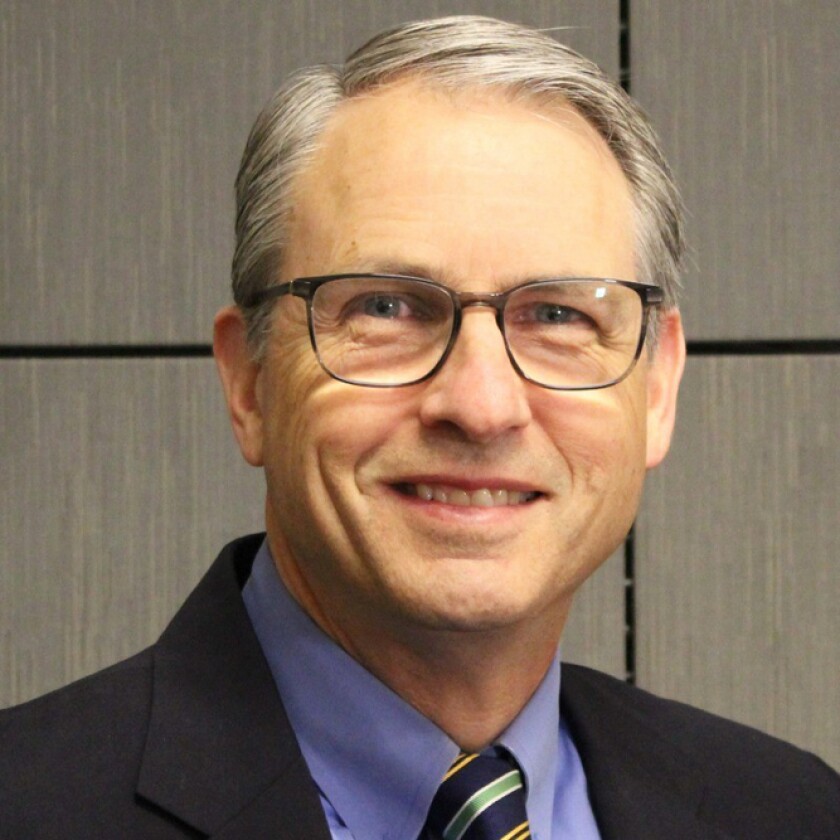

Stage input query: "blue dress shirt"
[{"left": 243, "top": 540, "right": 601, "bottom": 840}]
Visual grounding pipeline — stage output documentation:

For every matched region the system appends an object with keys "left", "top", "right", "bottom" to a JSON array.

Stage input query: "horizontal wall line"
[
  {"left": 1, "top": 340, "right": 839, "bottom": 360},
  {"left": 687, "top": 340, "right": 840, "bottom": 355},
  {"left": 0, "top": 344, "right": 213, "bottom": 359}
]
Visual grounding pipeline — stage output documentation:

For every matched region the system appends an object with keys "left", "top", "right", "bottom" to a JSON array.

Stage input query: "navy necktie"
[{"left": 426, "top": 751, "right": 531, "bottom": 840}]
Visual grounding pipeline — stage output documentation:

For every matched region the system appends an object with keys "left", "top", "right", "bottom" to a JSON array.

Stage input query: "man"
[{"left": 1, "top": 15, "right": 838, "bottom": 839}]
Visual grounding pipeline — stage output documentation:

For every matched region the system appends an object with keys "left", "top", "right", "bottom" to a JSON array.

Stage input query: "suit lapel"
[
  {"left": 136, "top": 536, "right": 331, "bottom": 838},
  {"left": 561, "top": 665, "right": 734, "bottom": 840},
  {"left": 134, "top": 538, "right": 740, "bottom": 838}
]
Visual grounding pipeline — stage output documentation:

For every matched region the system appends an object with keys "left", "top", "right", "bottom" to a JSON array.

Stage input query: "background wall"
[
  {"left": 633, "top": 0, "right": 840, "bottom": 768},
  {"left": 2, "top": 1, "right": 838, "bottom": 770}
]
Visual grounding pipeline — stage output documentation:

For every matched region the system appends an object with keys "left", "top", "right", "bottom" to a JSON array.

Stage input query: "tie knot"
[{"left": 426, "top": 751, "right": 531, "bottom": 840}]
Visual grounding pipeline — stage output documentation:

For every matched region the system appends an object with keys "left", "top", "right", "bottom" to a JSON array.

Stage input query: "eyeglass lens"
[{"left": 309, "top": 276, "right": 644, "bottom": 388}]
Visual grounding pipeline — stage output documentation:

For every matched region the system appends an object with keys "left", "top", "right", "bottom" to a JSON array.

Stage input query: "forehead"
[{"left": 284, "top": 80, "right": 635, "bottom": 285}]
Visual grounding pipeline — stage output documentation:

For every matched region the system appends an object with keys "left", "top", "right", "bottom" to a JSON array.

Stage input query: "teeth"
[
  {"left": 448, "top": 489, "right": 470, "bottom": 506},
  {"left": 471, "top": 489, "right": 494, "bottom": 507},
  {"left": 417, "top": 484, "right": 434, "bottom": 501},
  {"left": 412, "top": 483, "right": 535, "bottom": 507}
]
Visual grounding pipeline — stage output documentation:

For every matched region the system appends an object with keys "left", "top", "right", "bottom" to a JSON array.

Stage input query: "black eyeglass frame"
[{"left": 247, "top": 273, "right": 664, "bottom": 390}]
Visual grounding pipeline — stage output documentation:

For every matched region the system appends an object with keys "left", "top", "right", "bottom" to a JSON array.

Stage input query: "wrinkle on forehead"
[{"left": 284, "top": 79, "right": 635, "bottom": 286}]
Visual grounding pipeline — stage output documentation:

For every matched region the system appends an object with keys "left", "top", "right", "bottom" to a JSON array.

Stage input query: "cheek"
[
  {"left": 537, "top": 392, "right": 648, "bottom": 579},
  {"left": 536, "top": 386, "right": 648, "bottom": 492},
  {"left": 264, "top": 344, "right": 417, "bottom": 500},
  {"left": 259, "top": 336, "right": 323, "bottom": 493},
  {"left": 308, "top": 387, "right": 420, "bottom": 488}
]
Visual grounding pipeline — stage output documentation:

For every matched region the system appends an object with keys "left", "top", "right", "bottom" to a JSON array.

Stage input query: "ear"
[
  {"left": 645, "top": 308, "right": 686, "bottom": 469},
  {"left": 213, "top": 306, "right": 265, "bottom": 467}
]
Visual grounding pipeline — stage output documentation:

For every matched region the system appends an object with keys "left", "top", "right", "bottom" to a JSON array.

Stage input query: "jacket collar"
[
  {"left": 561, "top": 664, "right": 734, "bottom": 840},
  {"left": 135, "top": 535, "right": 734, "bottom": 839},
  {"left": 136, "top": 535, "right": 331, "bottom": 838}
]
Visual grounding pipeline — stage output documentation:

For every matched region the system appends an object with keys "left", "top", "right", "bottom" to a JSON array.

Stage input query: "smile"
[{"left": 395, "top": 483, "right": 540, "bottom": 507}]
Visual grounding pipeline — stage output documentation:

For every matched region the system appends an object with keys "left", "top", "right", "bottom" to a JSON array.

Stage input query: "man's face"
[{"left": 236, "top": 83, "right": 682, "bottom": 646}]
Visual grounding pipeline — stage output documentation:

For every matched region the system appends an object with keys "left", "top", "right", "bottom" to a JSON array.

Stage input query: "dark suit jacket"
[{"left": 2, "top": 534, "right": 838, "bottom": 838}]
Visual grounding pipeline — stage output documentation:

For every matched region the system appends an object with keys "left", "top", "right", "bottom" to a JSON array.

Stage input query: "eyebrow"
[
  {"left": 330, "top": 258, "right": 591, "bottom": 286},
  {"left": 335, "top": 258, "right": 441, "bottom": 280}
]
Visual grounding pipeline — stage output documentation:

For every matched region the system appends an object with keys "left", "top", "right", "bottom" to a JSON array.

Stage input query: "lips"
[{"left": 395, "top": 482, "right": 540, "bottom": 507}]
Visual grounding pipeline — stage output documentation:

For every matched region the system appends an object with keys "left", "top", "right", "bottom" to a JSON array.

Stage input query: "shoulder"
[
  {"left": 0, "top": 535, "right": 291, "bottom": 838},
  {"left": 0, "top": 650, "right": 161, "bottom": 835},
  {"left": 0, "top": 648, "right": 154, "bottom": 759},
  {"left": 564, "top": 662, "right": 833, "bottom": 766},
  {"left": 562, "top": 663, "right": 840, "bottom": 834}
]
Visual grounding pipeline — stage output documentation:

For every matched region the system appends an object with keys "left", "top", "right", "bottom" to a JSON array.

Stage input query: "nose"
[{"left": 418, "top": 307, "right": 532, "bottom": 443}]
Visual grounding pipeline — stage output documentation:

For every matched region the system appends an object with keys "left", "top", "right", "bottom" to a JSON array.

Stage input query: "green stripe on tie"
[{"left": 443, "top": 770, "right": 521, "bottom": 840}]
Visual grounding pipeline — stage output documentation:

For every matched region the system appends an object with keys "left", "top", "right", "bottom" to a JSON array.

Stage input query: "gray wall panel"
[
  {"left": 1, "top": 357, "right": 624, "bottom": 708},
  {"left": 1, "top": 0, "right": 616, "bottom": 345},
  {"left": 633, "top": 1, "right": 840, "bottom": 339},
  {"left": 4, "top": 3, "right": 838, "bottom": 774},
  {"left": 0, "top": 359, "right": 265, "bottom": 707},
  {"left": 636, "top": 356, "right": 840, "bottom": 768}
]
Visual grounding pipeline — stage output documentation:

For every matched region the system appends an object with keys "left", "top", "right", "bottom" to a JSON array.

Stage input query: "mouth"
[{"left": 393, "top": 482, "right": 542, "bottom": 508}]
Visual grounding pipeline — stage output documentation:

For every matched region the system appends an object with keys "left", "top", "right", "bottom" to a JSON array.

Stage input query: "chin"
[{"left": 395, "top": 582, "right": 544, "bottom": 634}]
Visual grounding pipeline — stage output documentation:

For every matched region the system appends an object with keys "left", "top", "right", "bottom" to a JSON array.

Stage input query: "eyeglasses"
[{"left": 248, "top": 274, "right": 663, "bottom": 390}]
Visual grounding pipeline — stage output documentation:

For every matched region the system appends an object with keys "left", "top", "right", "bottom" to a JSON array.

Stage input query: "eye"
[
  {"left": 532, "top": 303, "right": 589, "bottom": 325},
  {"left": 509, "top": 301, "right": 594, "bottom": 329},
  {"left": 361, "top": 294, "right": 411, "bottom": 319},
  {"left": 320, "top": 279, "right": 452, "bottom": 327}
]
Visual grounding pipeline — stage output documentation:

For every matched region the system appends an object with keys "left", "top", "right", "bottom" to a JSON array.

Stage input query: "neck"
[
  {"left": 270, "top": 540, "right": 567, "bottom": 750},
  {"left": 349, "top": 623, "right": 564, "bottom": 752},
  {"left": 265, "top": 510, "right": 572, "bottom": 750}
]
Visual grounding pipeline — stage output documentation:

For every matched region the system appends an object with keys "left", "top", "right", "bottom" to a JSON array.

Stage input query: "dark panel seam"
[
  {"left": 0, "top": 345, "right": 213, "bottom": 359},
  {"left": 620, "top": 0, "right": 636, "bottom": 684},
  {"left": 687, "top": 340, "right": 840, "bottom": 355}
]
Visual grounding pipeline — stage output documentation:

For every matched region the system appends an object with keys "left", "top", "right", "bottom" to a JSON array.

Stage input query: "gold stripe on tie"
[
  {"left": 443, "top": 752, "right": 479, "bottom": 782},
  {"left": 499, "top": 821, "right": 531, "bottom": 840},
  {"left": 427, "top": 751, "right": 531, "bottom": 840}
]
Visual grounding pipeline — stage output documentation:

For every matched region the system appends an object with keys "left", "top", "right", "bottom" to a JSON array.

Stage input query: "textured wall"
[
  {"left": 1, "top": 0, "right": 617, "bottom": 345},
  {"left": 1, "top": 0, "right": 623, "bottom": 701},
  {"left": 632, "top": 0, "right": 840, "bottom": 767},
  {"left": 2, "top": 0, "right": 838, "bottom": 772}
]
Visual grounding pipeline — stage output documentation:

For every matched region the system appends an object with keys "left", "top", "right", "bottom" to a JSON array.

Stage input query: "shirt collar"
[{"left": 242, "top": 539, "right": 560, "bottom": 840}]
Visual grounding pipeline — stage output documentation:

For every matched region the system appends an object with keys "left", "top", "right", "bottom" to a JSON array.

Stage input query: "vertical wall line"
[
  {"left": 619, "top": 0, "right": 632, "bottom": 94},
  {"left": 619, "top": 0, "right": 636, "bottom": 685},
  {"left": 624, "top": 526, "right": 637, "bottom": 685}
]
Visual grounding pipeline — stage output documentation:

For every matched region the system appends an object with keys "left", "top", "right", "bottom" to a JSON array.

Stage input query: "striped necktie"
[{"left": 425, "top": 751, "right": 531, "bottom": 840}]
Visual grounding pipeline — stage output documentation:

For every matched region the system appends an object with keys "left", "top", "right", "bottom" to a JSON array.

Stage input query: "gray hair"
[{"left": 233, "top": 15, "right": 684, "bottom": 355}]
